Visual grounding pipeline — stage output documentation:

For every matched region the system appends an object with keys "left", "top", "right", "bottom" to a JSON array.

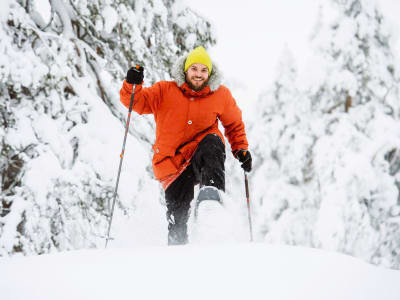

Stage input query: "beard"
[{"left": 186, "top": 77, "right": 209, "bottom": 92}]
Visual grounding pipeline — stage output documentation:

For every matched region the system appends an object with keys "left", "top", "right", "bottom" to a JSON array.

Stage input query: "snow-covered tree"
[
  {"left": 253, "top": 0, "right": 400, "bottom": 269},
  {"left": 307, "top": 0, "right": 400, "bottom": 268},
  {"left": 308, "top": 0, "right": 399, "bottom": 114},
  {"left": 0, "top": 0, "right": 215, "bottom": 256},
  {"left": 250, "top": 46, "right": 320, "bottom": 247}
]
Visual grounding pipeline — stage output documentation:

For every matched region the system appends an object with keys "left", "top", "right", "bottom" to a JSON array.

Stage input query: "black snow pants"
[{"left": 165, "top": 134, "right": 226, "bottom": 245}]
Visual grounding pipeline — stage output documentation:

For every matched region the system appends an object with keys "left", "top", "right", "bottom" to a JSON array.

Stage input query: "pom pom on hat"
[{"left": 184, "top": 46, "right": 212, "bottom": 74}]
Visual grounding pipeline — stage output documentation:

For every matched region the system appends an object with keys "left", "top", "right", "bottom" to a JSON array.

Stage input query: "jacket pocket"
[{"left": 152, "top": 144, "right": 178, "bottom": 180}]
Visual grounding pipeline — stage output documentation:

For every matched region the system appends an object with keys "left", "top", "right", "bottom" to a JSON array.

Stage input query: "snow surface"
[
  {"left": 2, "top": 194, "right": 400, "bottom": 300},
  {"left": 1, "top": 243, "right": 400, "bottom": 300}
]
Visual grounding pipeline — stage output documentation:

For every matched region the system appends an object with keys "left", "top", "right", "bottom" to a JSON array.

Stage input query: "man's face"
[{"left": 185, "top": 63, "right": 209, "bottom": 91}]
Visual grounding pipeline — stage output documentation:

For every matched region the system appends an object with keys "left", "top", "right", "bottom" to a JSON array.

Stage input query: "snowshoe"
[{"left": 194, "top": 186, "right": 222, "bottom": 219}]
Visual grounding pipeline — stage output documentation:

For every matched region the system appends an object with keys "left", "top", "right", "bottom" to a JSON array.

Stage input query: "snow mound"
[
  {"left": 191, "top": 200, "right": 236, "bottom": 244},
  {"left": 188, "top": 191, "right": 250, "bottom": 244}
]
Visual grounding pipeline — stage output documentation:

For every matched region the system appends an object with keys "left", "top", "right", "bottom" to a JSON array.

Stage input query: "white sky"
[
  {"left": 185, "top": 0, "right": 317, "bottom": 92},
  {"left": 185, "top": 0, "right": 400, "bottom": 97}
]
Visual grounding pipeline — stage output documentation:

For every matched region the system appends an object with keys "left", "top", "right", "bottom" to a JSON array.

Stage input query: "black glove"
[
  {"left": 126, "top": 65, "right": 144, "bottom": 84},
  {"left": 235, "top": 150, "right": 252, "bottom": 173}
]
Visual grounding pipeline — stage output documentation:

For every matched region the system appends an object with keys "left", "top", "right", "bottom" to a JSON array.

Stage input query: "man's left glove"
[
  {"left": 235, "top": 150, "right": 252, "bottom": 173},
  {"left": 126, "top": 65, "right": 144, "bottom": 84}
]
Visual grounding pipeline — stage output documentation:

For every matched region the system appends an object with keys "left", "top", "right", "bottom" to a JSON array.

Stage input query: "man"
[{"left": 120, "top": 46, "right": 252, "bottom": 245}]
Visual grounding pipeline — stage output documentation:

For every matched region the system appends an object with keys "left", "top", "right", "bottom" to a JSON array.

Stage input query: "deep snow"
[{"left": 1, "top": 243, "right": 399, "bottom": 300}]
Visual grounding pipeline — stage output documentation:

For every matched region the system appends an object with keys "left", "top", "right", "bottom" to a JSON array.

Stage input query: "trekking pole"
[
  {"left": 105, "top": 73, "right": 139, "bottom": 248},
  {"left": 244, "top": 171, "right": 254, "bottom": 242}
]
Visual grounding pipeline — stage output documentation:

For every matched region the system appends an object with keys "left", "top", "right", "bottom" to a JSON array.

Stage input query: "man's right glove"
[
  {"left": 235, "top": 150, "right": 252, "bottom": 173},
  {"left": 126, "top": 65, "right": 144, "bottom": 84}
]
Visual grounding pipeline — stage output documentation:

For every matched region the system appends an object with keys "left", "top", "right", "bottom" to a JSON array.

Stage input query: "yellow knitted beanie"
[{"left": 184, "top": 46, "right": 212, "bottom": 74}]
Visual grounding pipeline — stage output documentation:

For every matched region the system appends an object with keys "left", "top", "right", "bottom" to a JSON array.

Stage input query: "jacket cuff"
[{"left": 123, "top": 80, "right": 143, "bottom": 92}]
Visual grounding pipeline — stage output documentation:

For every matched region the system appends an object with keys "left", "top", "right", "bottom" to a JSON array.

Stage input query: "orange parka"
[{"left": 120, "top": 56, "right": 248, "bottom": 189}]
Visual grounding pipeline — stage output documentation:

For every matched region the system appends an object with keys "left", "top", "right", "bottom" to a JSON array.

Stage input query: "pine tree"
[
  {"left": 253, "top": 0, "right": 400, "bottom": 268},
  {"left": 308, "top": 0, "right": 399, "bottom": 114},
  {"left": 305, "top": 0, "right": 400, "bottom": 268},
  {"left": 251, "top": 46, "right": 319, "bottom": 246},
  {"left": 0, "top": 0, "right": 215, "bottom": 255}
]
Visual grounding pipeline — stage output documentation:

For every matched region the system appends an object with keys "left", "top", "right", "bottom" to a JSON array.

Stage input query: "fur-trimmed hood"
[{"left": 171, "top": 55, "right": 223, "bottom": 92}]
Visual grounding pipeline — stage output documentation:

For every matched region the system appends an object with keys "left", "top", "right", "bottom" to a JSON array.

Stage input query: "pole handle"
[{"left": 128, "top": 84, "right": 135, "bottom": 112}]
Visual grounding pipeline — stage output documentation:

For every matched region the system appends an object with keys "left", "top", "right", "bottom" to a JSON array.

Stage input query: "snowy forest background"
[{"left": 1, "top": 0, "right": 400, "bottom": 270}]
